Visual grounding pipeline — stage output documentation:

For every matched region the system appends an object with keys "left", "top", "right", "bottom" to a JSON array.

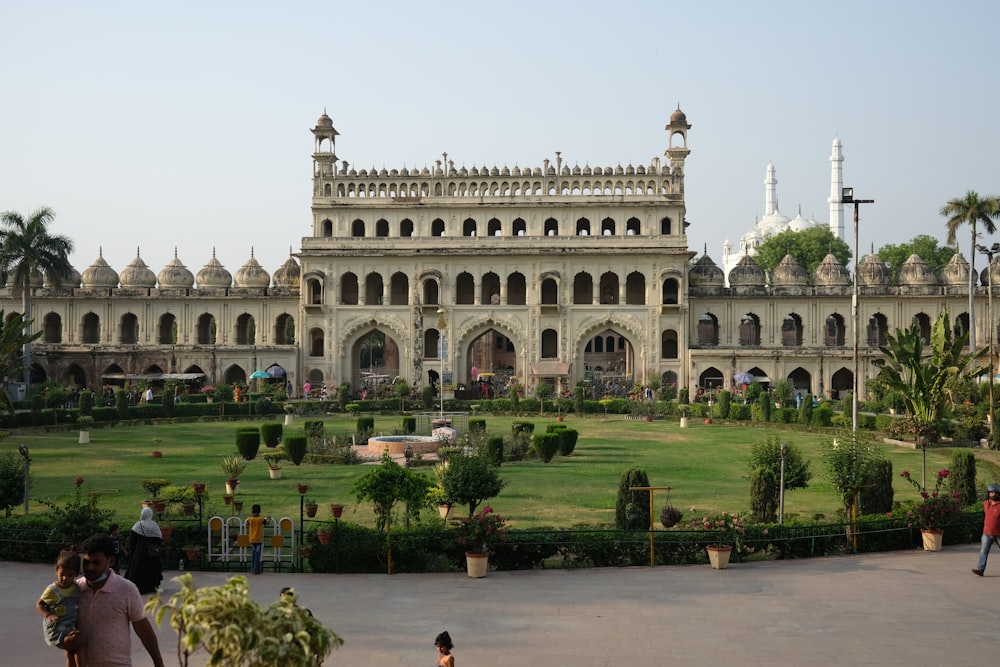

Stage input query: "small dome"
[
  {"left": 196, "top": 250, "right": 232, "bottom": 288},
  {"left": 728, "top": 254, "right": 766, "bottom": 287},
  {"left": 688, "top": 253, "right": 725, "bottom": 287},
  {"left": 981, "top": 257, "right": 1000, "bottom": 288},
  {"left": 770, "top": 253, "right": 809, "bottom": 286},
  {"left": 670, "top": 106, "right": 687, "bottom": 123},
  {"left": 234, "top": 252, "right": 270, "bottom": 288},
  {"left": 315, "top": 112, "right": 334, "bottom": 129},
  {"left": 857, "top": 254, "right": 892, "bottom": 287},
  {"left": 898, "top": 254, "right": 937, "bottom": 286},
  {"left": 157, "top": 252, "right": 195, "bottom": 289},
  {"left": 940, "top": 251, "right": 970, "bottom": 286},
  {"left": 81, "top": 252, "right": 120, "bottom": 288},
  {"left": 812, "top": 253, "right": 851, "bottom": 286},
  {"left": 119, "top": 252, "right": 157, "bottom": 288},
  {"left": 44, "top": 266, "right": 81, "bottom": 289},
  {"left": 272, "top": 255, "right": 300, "bottom": 288}
]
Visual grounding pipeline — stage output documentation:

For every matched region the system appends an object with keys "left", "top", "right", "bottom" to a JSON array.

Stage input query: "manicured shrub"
[
  {"left": 811, "top": 406, "right": 833, "bottom": 427},
  {"left": 284, "top": 433, "right": 307, "bottom": 465},
  {"left": 799, "top": 394, "right": 814, "bottom": 425},
  {"left": 729, "top": 404, "right": 751, "bottom": 421},
  {"left": 546, "top": 423, "right": 568, "bottom": 433},
  {"left": 402, "top": 416, "right": 416, "bottom": 434},
  {"left": 235, "top": 427, "right": 261, "bottom": 460},
  {"left": 160, "top": 391, "right": 174, "bottom": 418},
  {"left": 749, "top": 467, "right": 778, "bottom": 523},
  {"left": 255, "top": 397, "right": 275, "bottom": 416},
  {"left": 949, "top": 449, "right": 978, "bottom": 506},
  {"left": 356, "top": 416, "right": 375, "bottom": 434},
  {"left": 260, "top": 422, "right": 283, "bottom": 447},
  {"left": 468, "top": 418, "right": 486, "bottom": 433},
  {"left": 512, "top": 422, "right": 535, "bottom": 436},
  {"left": 487, "top": 436, "right": 504, "bottom": 467},
  {"left": 532, "top": 433, "right": 560, "bottom": 463},
  {"left": 557, "top": 429, "right": 579, "bottom": 456},
  {"left": 615, "top": 468, "right": 650, "bottom": 530},
  {"left": 115, "top": 389, "right": 129, "bottom": 419},
  {"left": 678, "top": 388, "right": 689, "bottom": 404},
  {"left": 717, "top": 390, "right": 731, "bottom": 419},
  {"left": 859, "top": 459, "right": 894, "bottom": 515},
  {"left": 754, "top": 394, "right": 772, "bottom": 423},
  {"left": 78, "top": 390, "right": 94, "bottom": 416}
]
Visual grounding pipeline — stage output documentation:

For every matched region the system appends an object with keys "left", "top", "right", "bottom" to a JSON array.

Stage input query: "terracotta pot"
[
  {"left": 185, "top": 549, "right": 202, "bottom": 561},
  {"left": 298, "top": 546, "right": 312, "bottom": 558},
  {"left": 297, "top": 484, "right": 310, "bottom": 494},
  {"left": 141, "top": 499, "right": 153, "bottom": 508},
  {"left": 223, "top": 495, "right": 233, "bottom": 505},
  {"left": 233, "top": 501, "right": 244, "bottom": 513},
  {"left": 182, "top": 502, "right": 196, "bottom": 515},
  {"left": 645, "top": 416, "right": 653, "bottom": 422},
  {"left": 305, "top": 504, "right": 318, "bottom": 518},
  {"left": 706, "top": 545, "right": 732, "bottom": 569},
  {"left": 556, "top": 416, "right": 564, "bottom": 422},
  {"left": 151, "top": 451, "right": 162, "bottom": 458},
  {"left": 317, "top": 531, "right": 332, "bottom": 545},
  {"left": 152, "top": 500, "right": 167, "bottom": 513},
  {"left": 704, "top": 418, "right": 713, "bottom": 424},
  {"left": 465, "top": 552, "right": 488, "bottom": 578},
  {"left": 192, "top": 483, "right": 206, "bottom": 495},
  {"left": 160, "top": 526, "right": 173, "bottom": 540},
  {"left": 921, "top": 528, "right": 944, "bottom": 552},
  {"left": 330, "top": 504, "right": 344, "bottom": 519}
]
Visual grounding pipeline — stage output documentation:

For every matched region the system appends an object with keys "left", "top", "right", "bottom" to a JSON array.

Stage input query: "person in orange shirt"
[
  {"left": 973, "top": 484, "right": 1000, "bottom": 576},
  {"left": 246, "top": 504, "right": 268, "bottom": 575}
]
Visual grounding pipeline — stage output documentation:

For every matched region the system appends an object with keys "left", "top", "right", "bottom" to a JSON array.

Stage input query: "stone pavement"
[{"left": 3, "top": 543, "right": 998, "bottom": 666}]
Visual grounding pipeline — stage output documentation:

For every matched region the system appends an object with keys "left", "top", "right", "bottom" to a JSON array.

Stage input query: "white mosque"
[{"left": 721, "top": 138, "right": 846, "bottom": 284}]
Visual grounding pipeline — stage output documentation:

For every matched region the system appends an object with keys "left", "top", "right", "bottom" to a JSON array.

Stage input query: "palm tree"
[
  {"left": 0, "top": 207, "right": 74, "bottom": 391},
  {"left": 942, "top": 190, "right": 1000, "bottom": 350}
]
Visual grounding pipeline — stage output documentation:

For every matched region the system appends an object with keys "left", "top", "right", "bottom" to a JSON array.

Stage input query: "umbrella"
[
  {"left": 266, "top": 365, "right": 286, "bottom": 378},
  {"left": 733, "top": 371, "right": 754, "bottom": 385},
  {"left": 250, "top": 370, "right": 270, "bottom": 380}
]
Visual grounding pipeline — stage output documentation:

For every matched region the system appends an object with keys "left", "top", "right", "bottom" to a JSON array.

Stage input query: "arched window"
[
  {"left": 119, "top": 313, "right": 138, "bottom": 345},
  {"left": 541, "top": 329, "right": 558, "bottom": 358},
  {"left": 44, "top": 313, "right": 62, "bottom": 344},
  {"left": 235, "top": 313, "right": 255, "bottom": 345},
  {"left": 540, "top": 278, "right": 558, "bottom": 305},
  {"left": 158, "top": 313, "right": 176, "bottom": 345},
  {"left": 196, "top": 313, "right": 216, "bottom": 344},
  {"left": 739, "top": 313, "right": 761, "bottom": 346},
  {"left": 697, "top": 313, "right": 719, "bottom": 346},
  {"left": 661, "top": 329, "right": 678, "bottom": 358},
  {"left": 309, "top": 328, "right": 324, "bottom": 357},
  {"left": 274, "top": 313, "right": 295, "bottom": 345},
  {"left": 82, "top": 313, "right": 101, "bottom": 344}
]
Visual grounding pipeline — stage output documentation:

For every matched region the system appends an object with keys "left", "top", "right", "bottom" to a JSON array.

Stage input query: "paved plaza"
[{"left": 3, "top": 543, "right": 998, "bottom": 666}]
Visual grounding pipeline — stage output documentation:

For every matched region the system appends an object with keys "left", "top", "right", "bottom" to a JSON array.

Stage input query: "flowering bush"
[
  {"left": 457, "top": 506, "right": 508, "bottom": 554},
  {"left": 900, "top": 469, "right": 962, "bottom": 530},
  {"left": 691, "top": 508, "right": 746, "bottom": 548}
]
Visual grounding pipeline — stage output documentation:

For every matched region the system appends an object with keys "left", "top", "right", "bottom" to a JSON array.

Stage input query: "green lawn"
[{"left": 4, "top": 415, "right": 970, "bottom": 530}]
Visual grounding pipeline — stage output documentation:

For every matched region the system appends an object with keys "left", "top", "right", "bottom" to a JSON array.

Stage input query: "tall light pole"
[
  {"left": 18, "top": 445, "right": 30, "bottom": 515},
  {"left": 779, "top": 442, "right": 788, "bottom": 524},
  {"left": 841, "top": 187, "right": 875, "bottom": 432},
  {"left": 977, "top": 242, "right": 1000, "bottom": 447},
  {"left": 436, "top": 308, "right": 447, "bottom": 419}
]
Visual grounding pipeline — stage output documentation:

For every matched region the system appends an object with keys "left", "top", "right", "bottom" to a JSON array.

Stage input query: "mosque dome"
[
  {"left": 315, "top": 112, "right": 334, "bottom": 129},
  {"left": 770, "top": 253, "right": 809, "bottom": 287},
  {"left": 234, "top": 251, "right": 270, "bottom": 288},
  {"left": 688, "top": 252, "right": 724, "bottom": 288},
  {"left": 728, "top": 253, "right": 766, "bottom": 287},
  {"left": 119, "top": 251, "right": 157, "bottom": 288},
  {"left": 940, "top": 251, "right": 970, "bottom": 287},
  {"left": 157, "top": 253, "right": 195, "bottom": 289},
  {"left": 670, "top": 106, "right": 687, "bottom": 123},
  {"left": 196, "top": 250, "right": 232, "bottom": 288},
  {"left": 44, "top": 266, "right": 81, "bottom": 289},
  {"left": 787, "top": 211, "right": 812, "bottom": 232},
  {"left": 979, "top": 258, "right": 1000, "bottom": 288},
  {"left": 812, "top": 253, "right": 851, "bottom": 287},
  {"left": 897, "top": 254, "right": 937, "bottom": 286},
  {"left": 857, "top": 253, "right": 892, "bottom": 287},
  {"left": 272, "top": 254, "right": 301, "bottom": 288},
  {"left": 81, "top": 252, "right": 120, "bottom": 289}
]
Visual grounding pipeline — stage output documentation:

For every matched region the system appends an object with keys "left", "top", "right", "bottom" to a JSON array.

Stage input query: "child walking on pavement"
[{"left": 36, "top": 549, "right": 85, "bottom": 667}]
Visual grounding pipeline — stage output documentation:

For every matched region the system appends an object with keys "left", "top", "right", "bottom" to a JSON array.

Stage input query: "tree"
[
  {"left": 441, "top": 448, "right": 507, "bottom": 518},
  {"left": 0, "top": 450, "right": 25, "bottom": 517},
  {"left": 615, "top": 467, "right": 650, "bottom": 530},
  {"left": 822, "top": 430, "right": 885, "bottom": 543},
  {"left": 871, "top": 309, "right": 986, "bottom": 442},
  {"left": 876, "top": 234, "right": 956, "bottom": 278},
  {"left": 0, "top": 207, "right": 74, "bottom": 392},
  {"left": 752, "top": 226, "right": 852, "bottom": 276},
  {"left": 352, "top": 450, "right": 431, "bottom": 531},
  {"left": 941, "top": 190, "right": 1000, "bottom": 350},
  {"left": 0, "top": 311, "right": 41, "bottom": 415},
  {"left": 747, "top": 437, "right": 812, "bottom": 491}
]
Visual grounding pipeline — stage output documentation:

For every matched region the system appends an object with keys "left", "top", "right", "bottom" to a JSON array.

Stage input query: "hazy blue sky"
[{"left": 3, "top": 1, "right": 998, "bottom": 277}]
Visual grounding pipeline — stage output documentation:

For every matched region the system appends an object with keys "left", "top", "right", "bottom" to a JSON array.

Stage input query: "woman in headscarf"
[{"left": 124, "top": 506, "right": 163, "bottom": 594}]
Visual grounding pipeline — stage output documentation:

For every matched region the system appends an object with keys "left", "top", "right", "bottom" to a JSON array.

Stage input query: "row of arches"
[
  {"left": 327, "top": 179, "right": 671, "bottom": 199},
  {"left": 696, "top": 311, "right": 973, "bottom": 348},
  {"left": 696, "top": 365, "right": 855, "bottom": 396},
  {"left": 40, "top": 312, "right": 296, "bottom": 346},
  {"left": 320, "top": 215, "right": 675, "bottom": 238},
  {"left": 305, "top": 271, "right": 682, "bottom": 307}
]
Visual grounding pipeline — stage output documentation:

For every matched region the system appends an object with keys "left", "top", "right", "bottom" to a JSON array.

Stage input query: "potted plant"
[
  {"left": 139, "top": 478, "right": 171, "bottom": 507},
  {"left": 330, "top": 503, "right": 345, "bottom": 519},
  {"left": 316, "top": 526, "right": 332, "bottom": 545},
  {"left": 192, "top": 481, "right": 207, "bottom": 496},
  {"left": 660, "top": 504, "right": 683, "bottom": 528},
  {"left": 220, "top": 455, "right": 247, "bottom": 494},
  {"left": 298, "top": 544, "right": 312, "bottom": 559},
  {"left": 284, "top": 401, "right": 296, "bottom": 425},
  {"left": 900, "top": 469, "right": 962, "bottom": 551},
  {"left": 456, "top": 505, "right": 508, "bottom": 577},
  {"left": 263, "top": 453, "right": 284, "bottom": 479},
  {"left": 304, "top": 499, "right": 318, "bottom": 517},
  {"left": 692, "top": 509, "right": 746, "bottom": 569},
  {"left": 77, "top": 415, "right": 94, "bottom": 444},
  {"left": 233, "top": 500, "right": 244, "bottom": 514},
  {"left": 182, "top": 545, "right": 204, "bottom": 563},
  {"left": 297, "top": 483, "right": 310, "bottom": 495},
  {"left": 160, "top": 524, "right": 173, "bottom": 540}
]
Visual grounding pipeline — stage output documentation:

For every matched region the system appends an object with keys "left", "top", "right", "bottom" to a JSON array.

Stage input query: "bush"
[
  {"left": 356, "top": 416, "right": 375, "bottom": 434},
  {"left": 468, "top": 418, "right": 486, "bottom": 433},
  {"left": 557, "top": 429, "right": 579, "bottom": 456},
  {"left": 260, "top": 422, "right": 283, "bottom": 447},
  {"left": 512, "top": 422, "right": 535, "bottom": 436},
  {"left": 717, "top": 390, "right": 731, "bottom": 419},
  {"left": 615, "top": 468, "right": 650, "bottom": 530},
  {"left": 810, "top": 406, "right": 834, "bottom": 427},
  {"left": 949, "top": 449, "right": 978, "bottom": 506},
  {"left": 115, "top": 389, "right": 129, "bottom": 419},
  {"left": 799, "top": 394, "right": 814, "bottom": 425},
  {"left": 284, "top": 433, "right": 307, "bottom": 465},
  {"left": 255, "top": 397, "right": 275, "bottom": 416},
  {"left": 859, "top": 459, "right": 894, "bottom": 515},
  {"left": 532, "top": 433, "right": 560, "bottom": 463},
  {"left": 729, "top": 404, "right": 751, "bottom": 421},
  {"left": 402, "top": 416, "right": 416, "bottom": 434},
  {"left": 749, "top": 467, "right": 778, "bottom": 523},
  {"left": 235, "top": 427, "right": 261, "bottom": 460},
  {"left": 161, "top": 391, "right": 174, "bottom": 418},
  {"left": 79, "top": 390, "right": 94, "bottom": 416}
]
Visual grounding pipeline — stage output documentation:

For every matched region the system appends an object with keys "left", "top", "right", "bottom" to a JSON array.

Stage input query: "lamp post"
[
  {"left": 977, "top": 242, "right": 999, "bottom": 447},
  {"left": 779, "top": 442, "right": 788, "bottom": 524},
  {"left": 841, "top": 187, "right": 875, "bottom": 432},
  {"left": 436, "top": 308, "right": 447, "bottom": 420},
  {"left": 18, "top": 445, "right": 29, "bottom": 515}
]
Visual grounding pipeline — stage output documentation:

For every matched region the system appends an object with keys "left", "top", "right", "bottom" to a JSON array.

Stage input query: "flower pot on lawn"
[
  {"left": 465, "top": 552, "right": 489, "bottom": 578},
  {"left": 297, "top": 484, "right": 309, "bottom": 495},
  {"left": 921, "top": 528, "right": 944, "bottom": 552},
  {"left": 223, "top": 495, "right": 233, "bottom": 505},
  {"left": 268, "top": 467, "right": 282, "bottom": 480},
  {"left": 706, "top": 545, "right": 732, "bottom": 569},
  {"left": 233, "top": 500, "right": 244, "bottom": 514},
  {"left": 151, "top": 450, "right": 163, "bottom": 458},
  {"left": 192, "top": 482, "right": 206, "bottom": 496},
  {"left": 152, "top": 500, "right": 167, "bottom": 513},
  {"left": 78, "top": 430, "right": 90, "bottom": 444},
  {"left": 226, "top": 479, "right": 239, "bottom": 495},
  {"left": 438, "top": 503, "right": 453, "bottom": 520},
  {"left": 284, "top": 413, "right": 294, "bottom": 426}
]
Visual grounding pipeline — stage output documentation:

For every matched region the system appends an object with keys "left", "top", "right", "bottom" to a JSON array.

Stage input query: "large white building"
[{"left": 3, "top": 110, "right": 989, "bottom": 401}]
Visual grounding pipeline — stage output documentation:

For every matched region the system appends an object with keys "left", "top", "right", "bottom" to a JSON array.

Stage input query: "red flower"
[{"left": 74, "top": 476, "right": 84, "bottom": 487}]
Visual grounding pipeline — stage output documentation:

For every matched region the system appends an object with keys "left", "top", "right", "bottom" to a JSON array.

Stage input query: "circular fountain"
[{"left": 367, "top": 434, "right": 442, "bottom": 456}]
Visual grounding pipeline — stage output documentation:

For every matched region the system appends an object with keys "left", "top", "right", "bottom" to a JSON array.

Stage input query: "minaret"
[
  {"left": 311, "top": 110, "right": 339, "bottom": 183},
  {"left": 827, "top": 138, "right": 844, "bottom": 239},
  {"left": 764, "top": 163, "right": 777, "bottom": 217}
]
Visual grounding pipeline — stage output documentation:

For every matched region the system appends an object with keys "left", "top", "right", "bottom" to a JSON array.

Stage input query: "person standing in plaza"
[
  {"left": 435, "top": 631, "right": 455, "bottom": 667},
  {"left": 247, "top": 504, "right": 267, "bottom": 574},
  {"left": 124, "top": 506, "right": 163, "bottom": 594},
  {"left": 68, "top": 534, "right": 165, "bottom": 667},
  {"left": 973, "top": 484, "right": 1000, "bottom": 576}
]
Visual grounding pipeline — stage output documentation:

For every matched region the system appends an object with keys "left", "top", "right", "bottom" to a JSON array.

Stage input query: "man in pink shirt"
[{"left": 65, "top": 534, "right": 164, "bottom": 667}]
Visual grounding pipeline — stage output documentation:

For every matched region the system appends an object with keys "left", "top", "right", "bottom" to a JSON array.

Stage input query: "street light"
[
  {"left": 841, "top": 187, "right": 875, "bottom": 432},
  {"left": 976, "top": 242, "right": 999, "bottom": 447},
  {"left": 18, "top": 445, "right": 29, "bottom": 515},
  {"left": 779, "top": 442, "right": 789, "bottom": 524}
]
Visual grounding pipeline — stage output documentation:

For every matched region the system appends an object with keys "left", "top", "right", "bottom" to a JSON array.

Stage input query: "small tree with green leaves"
[
  {"left": 948, "top": 449, "right": 978, "bottom": 506},
  {"left": 534, "top": 382, "right": 552, "bottom": 414},
  {"left": 748, "top": 438, "right": 812, "bottom": 491},
  {"left": 0, "top": 450, "right": 25, "bottom": 517},
  {"left": 353, "top": 450, "right": 432, "bottom": 532},
  {"left": 749, "top": 467, "right": 778, "bottom": 523},
  {"left": 822, "top": 430, "right": 885, "bottom": 544},
  {"left": 615, "top": 468, "right": 650, "bottom": 530},
  {"left": 441, "top": 446, "right": 507, "bottom": 518},
  {"left": 859, "top": 459, "right": 894, "bottom": 515}
]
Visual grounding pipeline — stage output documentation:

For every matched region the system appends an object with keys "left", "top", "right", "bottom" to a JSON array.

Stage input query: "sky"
[{"left": 3, "top": 0, "right": 999, "bottom": 279}]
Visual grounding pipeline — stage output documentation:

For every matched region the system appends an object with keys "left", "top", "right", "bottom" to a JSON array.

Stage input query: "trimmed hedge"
[
  {"left": 260, "top": 422, "right": 283, "bottom": 447},
  {"left": 235, "top": 427, "right": 261, "bottom": 460}
]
